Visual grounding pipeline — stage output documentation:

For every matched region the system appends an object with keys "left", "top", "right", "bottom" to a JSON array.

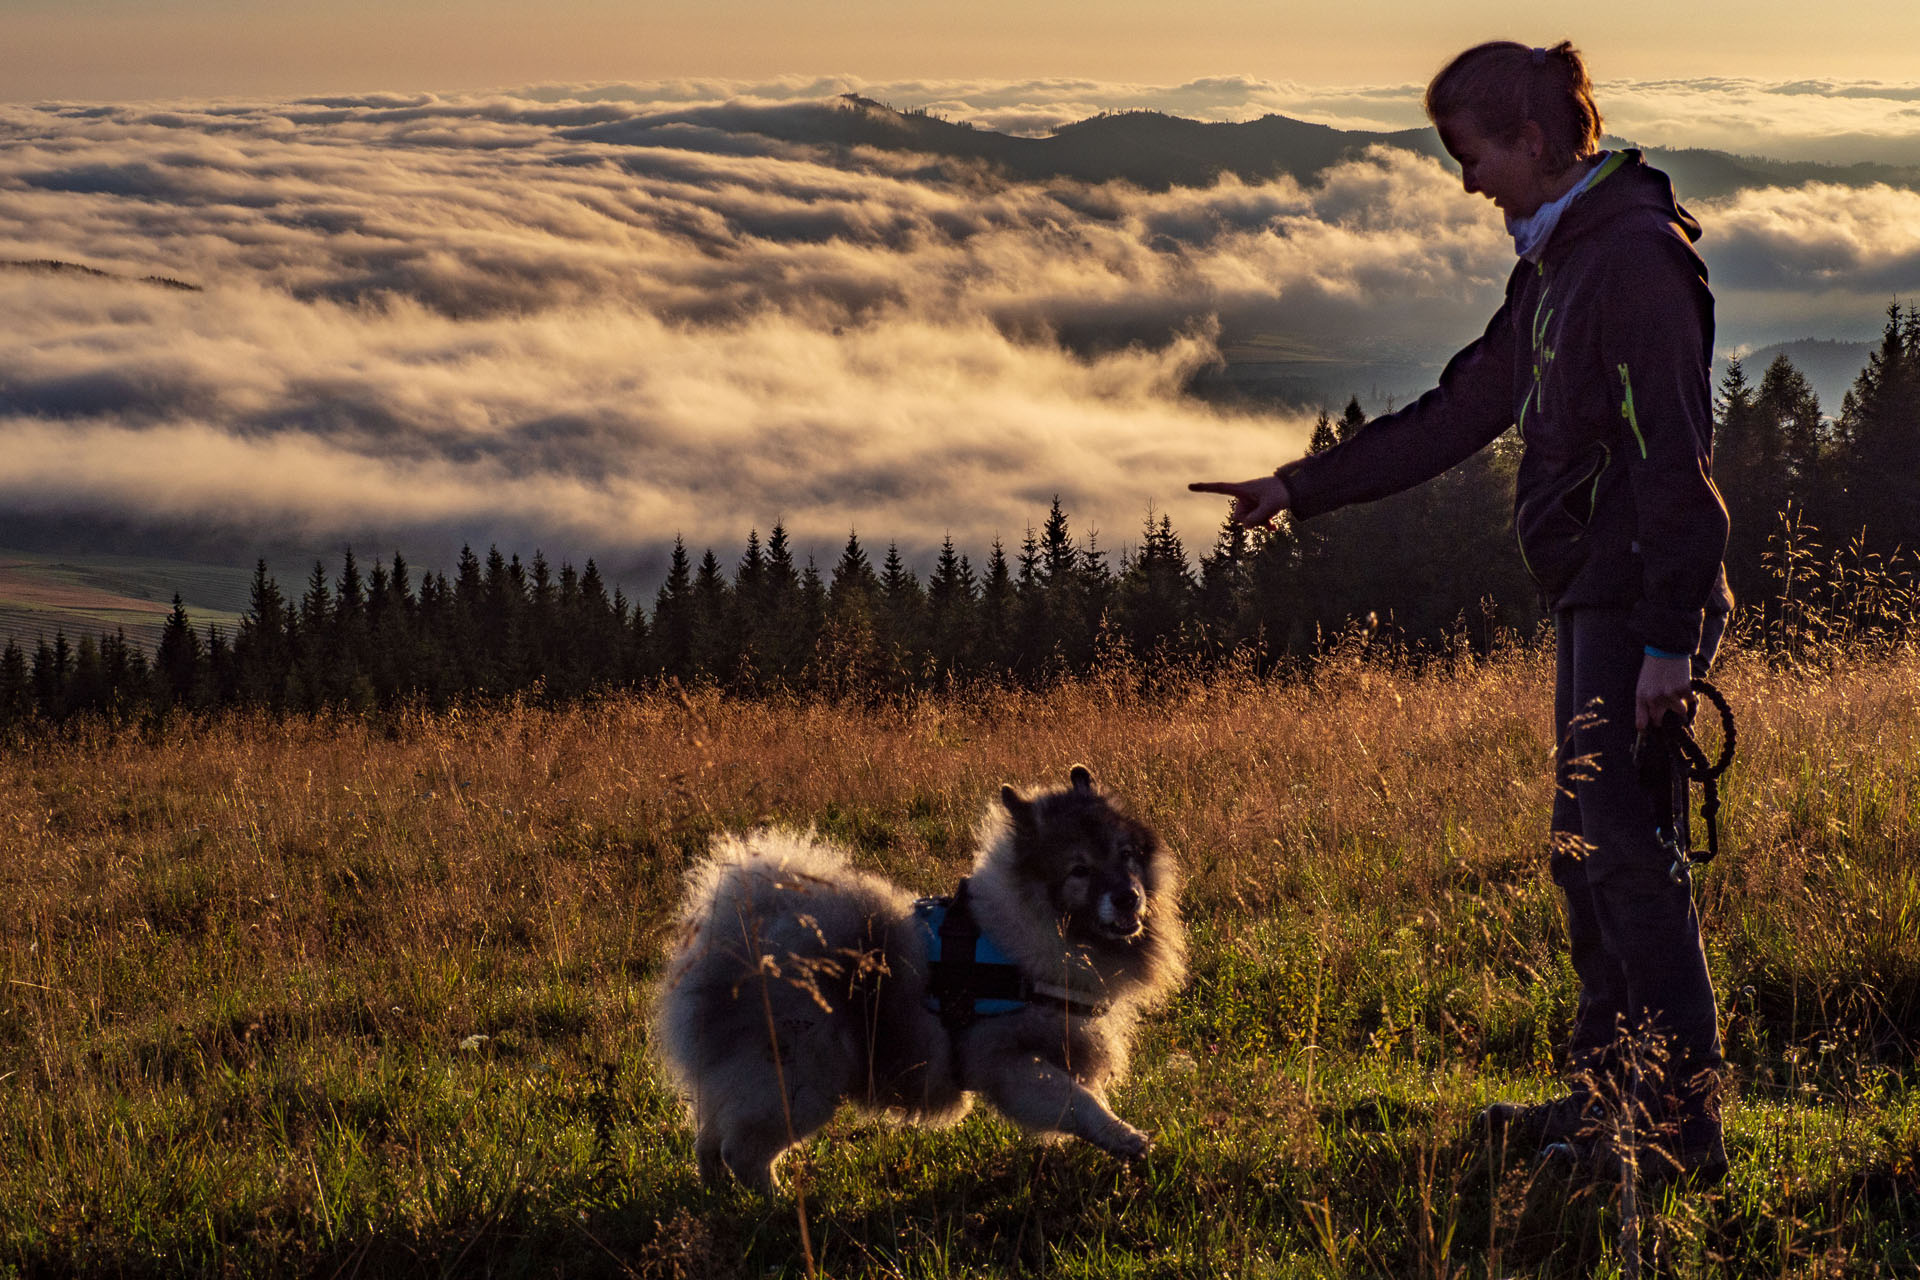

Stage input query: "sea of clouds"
[{"left": 3, "top": 77, "right": 1918, "bottom": 580}]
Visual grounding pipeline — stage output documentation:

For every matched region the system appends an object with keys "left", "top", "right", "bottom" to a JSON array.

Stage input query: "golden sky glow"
[{"left": 4, "top": 1, "right": 1918, "bottom": 101}]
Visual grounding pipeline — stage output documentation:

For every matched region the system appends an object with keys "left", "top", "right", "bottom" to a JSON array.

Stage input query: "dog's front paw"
[{"left": 1097, "top": 1121, "right": 1152, "bottom": 1161}]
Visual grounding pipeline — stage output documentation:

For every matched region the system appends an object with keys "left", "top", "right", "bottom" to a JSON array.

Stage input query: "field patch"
[{"left": 0, "top": 550, "right": 252, "bottom": 650}]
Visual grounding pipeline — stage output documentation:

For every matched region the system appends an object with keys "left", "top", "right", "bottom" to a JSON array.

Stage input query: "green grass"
[{"left": 1, "top": 643, "right": 1917, "bottom": 1276}]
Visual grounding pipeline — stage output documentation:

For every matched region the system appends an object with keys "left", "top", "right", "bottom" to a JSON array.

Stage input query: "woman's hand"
[
  {"left": 1188, "top": 474, "right": 1292, "bottom": 529},
  {"left": 1635, "top": 652, "right": 1695, "bottom": 731}
]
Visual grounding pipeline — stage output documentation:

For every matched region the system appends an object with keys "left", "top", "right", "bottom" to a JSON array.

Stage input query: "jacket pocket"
[
  {"left": 1559, "top": 445, "right": 1611, "bottom": 529},
  {"left": 1518, "top": 446, "right": 1610, "bottom": 595}
]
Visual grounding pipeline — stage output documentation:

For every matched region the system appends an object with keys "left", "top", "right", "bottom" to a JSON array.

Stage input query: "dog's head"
[{"left": 997, "top": 764, "right": 1175, "bottom": 948}]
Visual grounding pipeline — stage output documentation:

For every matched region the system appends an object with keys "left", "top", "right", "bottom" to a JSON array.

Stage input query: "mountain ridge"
[{"left": 581, "top": 93, "right": 1920, "bottom": 200}]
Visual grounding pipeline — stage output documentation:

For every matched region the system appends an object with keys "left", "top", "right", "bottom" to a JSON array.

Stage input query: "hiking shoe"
[
  {"left": 1639, "top": 1112, "right": 1730, "bottom": 1191},
  {"left": 1541, "top": 1115, "right": 1729, "bottom": 1192},
  {"left": 1475, "top": 1092, "right": 1602, "bottom": 1155}
]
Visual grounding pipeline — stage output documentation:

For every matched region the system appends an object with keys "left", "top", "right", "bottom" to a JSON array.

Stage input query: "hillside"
[
  {"left": 1714, "top": 337, "right": 1876, "bottom": 414},
  {"left": 0, "top": 550, "right": 251, "bottom": 651}
]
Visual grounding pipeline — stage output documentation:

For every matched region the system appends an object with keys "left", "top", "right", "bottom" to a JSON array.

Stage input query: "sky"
[
  {"left": 2, "top": 4, "right": 1919, "bottom": 586},
  {"left": 6, "top": 1, "right": 1920, "bottom": 99}
]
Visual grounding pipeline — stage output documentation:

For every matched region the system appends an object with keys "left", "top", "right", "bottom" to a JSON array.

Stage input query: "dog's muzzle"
[{"left": 1097, "top": 890, "right": 1145, "bottom": 939}]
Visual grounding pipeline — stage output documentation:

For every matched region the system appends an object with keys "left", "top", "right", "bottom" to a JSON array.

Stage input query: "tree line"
[{"left": 5, "top": 305, "right": 1916, "bottom": 728}]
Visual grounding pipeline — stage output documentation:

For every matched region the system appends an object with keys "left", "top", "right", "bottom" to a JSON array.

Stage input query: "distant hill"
[
  {"left": 569, "top": 95, "right": 1920, "bottom": 200},
  {"left": 1713, "top": 338, "right": 1874, "bottom": 416},
  {"left": 0, "top": 259, "right": 201, "bottom": 291},
  {"left": 0, "top": 551, "right": 251, "bottom": 652},
  {"left": 567, "top": 96, "right": 1449, "bottom": 189}
]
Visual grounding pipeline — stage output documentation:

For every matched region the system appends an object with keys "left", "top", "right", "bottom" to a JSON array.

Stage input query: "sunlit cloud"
[{"left": 0, "top": 86, "right": 1915, "bottom": 577}]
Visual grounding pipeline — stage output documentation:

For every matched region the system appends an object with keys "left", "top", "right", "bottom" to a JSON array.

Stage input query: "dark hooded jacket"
[{"left": 1277, "top": 150, "right": 1732, "bottom": 656}]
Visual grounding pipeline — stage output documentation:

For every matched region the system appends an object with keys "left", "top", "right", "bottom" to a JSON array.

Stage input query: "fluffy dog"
[{"left": 653, "top": 765, "right": 1185, "bottom": 1192}]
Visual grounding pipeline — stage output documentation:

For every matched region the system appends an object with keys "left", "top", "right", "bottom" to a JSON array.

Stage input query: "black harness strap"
[
  {"left": 923, "top": 877, "right": 1106, "bottom": 1081},
  {"left": 928, "top": 878, "right": 996, "bottom": 1079},
  {"left": 1634, "top": 676, "right": 1737, "bottom": 885}
]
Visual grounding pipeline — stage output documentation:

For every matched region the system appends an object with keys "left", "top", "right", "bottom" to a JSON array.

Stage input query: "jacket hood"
[{"left": 1553, "top": 150, "right": 1701, "bottom": 251}]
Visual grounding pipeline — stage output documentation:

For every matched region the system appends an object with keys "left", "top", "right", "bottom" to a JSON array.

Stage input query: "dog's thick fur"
[{"left": 653, "top": 766, "right": 1185, "bottom": 1192}]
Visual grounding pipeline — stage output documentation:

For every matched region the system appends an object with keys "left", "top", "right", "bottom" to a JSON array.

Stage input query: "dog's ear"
[
  {"left": 1068, "top": 764, "right": 1094, "bottom": 793},
  {"left": 1000, "top": 784, "right": 1036, "bottom": 830}
]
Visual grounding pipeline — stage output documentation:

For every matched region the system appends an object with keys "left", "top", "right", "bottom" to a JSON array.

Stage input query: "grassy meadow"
[{"left": 2, "top": 636, "right": 1917, "bottom": 1277}]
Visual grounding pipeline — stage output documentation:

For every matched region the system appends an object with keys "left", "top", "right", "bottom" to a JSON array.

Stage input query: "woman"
[{"left": 1192, "top": 40, "right": 1732, "bottom": 1188}]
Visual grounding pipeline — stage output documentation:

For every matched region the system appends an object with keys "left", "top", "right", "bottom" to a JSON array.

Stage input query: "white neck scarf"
[{"left": 1506, "top": 152, "right": 1612, "bottom": 262}]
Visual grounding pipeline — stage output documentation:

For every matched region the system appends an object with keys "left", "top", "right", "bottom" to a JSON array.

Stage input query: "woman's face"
[{"left": 1436, "top": 112, "right": 1554, "bottom": 219}]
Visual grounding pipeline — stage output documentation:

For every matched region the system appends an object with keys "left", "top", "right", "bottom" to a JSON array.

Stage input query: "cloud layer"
[{"left": 2, "top": 85, "right": 1917, "bottom": 581}]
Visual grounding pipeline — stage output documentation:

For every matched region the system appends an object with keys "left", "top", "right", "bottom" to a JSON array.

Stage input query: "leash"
[{"left": 1633, "top": 677, "right": 1736, "bottom": 886}]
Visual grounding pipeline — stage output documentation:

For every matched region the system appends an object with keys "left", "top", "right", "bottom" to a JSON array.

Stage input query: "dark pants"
[{"left": 1550, "top": 607, "right": 1723, "bottom": 1100}]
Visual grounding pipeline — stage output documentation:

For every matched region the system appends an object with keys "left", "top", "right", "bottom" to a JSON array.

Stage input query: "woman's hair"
[{"left": 1424, "top": 40, "right": 1603, "bottom": 173}]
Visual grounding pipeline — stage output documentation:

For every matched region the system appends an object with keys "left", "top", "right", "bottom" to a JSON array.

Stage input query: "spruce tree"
[
  {"left": 1038, "top": 497, "right": 1095, "bottom": 671},
  {"left": 413, "top": 572, "right": 457, "bottom": 705},
  {"left": 69, "top": 634, "right": 107, "bottom": 717},
  {"left": 652, "top": 537, "right": 695, "bottom": 682},
  {"left": 1726, "top": 355, "right": 1825, "bottom": 612},
  {"left": 690, "top": 550, "right": 733, "bottom": 682},
  {"left": 31, "top": 635, "right": 70, "bottom": 721},
  {"left": 1839, "top": 304, "right": 1920, "bottom": 555},
  {"left": 878, "top": 542, "right": 929, "bottom": 687},
  {"left": 1337, "top": 395, "right": 1368, "bottom": 443},
  {"left": 1713, "top": 359, "right": 1770, "bottom": 608},
  {"left": 236, "top": 558, "right": 289, "bottom": 710},
  {"left": 553, "top": 561, "right": 585, "bottom": 697},
  {"left": 761, "top": 524, "right": 805, "bottom": 688},
  {"left": 527, "top": 551, "right": 556, "bottom": 688},
  {"left": 978, "top": 539, "right": 1017, "bottom": 677},
  {"left": 335, "top": 548, "right": 371, "bottom": 704},
  {"left": 927, "top": 534, "right": 979, "bottom": 682},
  {"left": 624, "top": 586, "right": 653, "bottom": 683},
  {"left": 0, "top": 639, "right": 27, "bottom": 727},
  {"left": 1114, "top": 512, "right": 1195, "bottom": 661},
  {"left": 1013, "top": 526, "right": 1047, "bottom": 676},
  {"left": 796, "top": 557, "right": 830, "bottom": 690},
  {"left": 1196, "top": 513, "right": 1251, "bottom": 654},
  {"left": 578, "top": 559, "right": 622, "bottom": 689},
  {"left": 731, "top": 530, "right": 768, "bottom": 690},
  {"left": 294, "top": 561, "right": 335, "bottom": 710},
  {"left": 823, "top": 533, "right": 881, "bottom": 691},
  {"left": 1309, "top": 407, "right": 1339, "bottom": 454},
  {"left": 449, "top": 545, "right": 487, "bottom": 691},
  {"left": 373, "top": 553, "right": 417, "bottom": 704},
  {"left": 1758, "top": 356, "right": 1825, "bottom": 518},
  {"left": 204, "top": 625, "right": 239, "bottom": 710},
  {"left": 156, "top": 595, "right": 202, "bottom": 712},
  {"left": 829, "top": 531, "right": 880, "bottom": 623},
  {"left": 101, "top": 629, "right": 141, "bottom": 715}
]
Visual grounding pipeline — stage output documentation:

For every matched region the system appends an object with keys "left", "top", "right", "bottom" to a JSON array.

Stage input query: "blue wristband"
[{"left": 1644, "top": 646, "right": 1689, "bottom": 660}]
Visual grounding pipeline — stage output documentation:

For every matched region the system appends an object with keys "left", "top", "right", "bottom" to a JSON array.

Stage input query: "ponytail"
[{"left": 1425, "top": 40, "right": 1603, "bottom": 173}]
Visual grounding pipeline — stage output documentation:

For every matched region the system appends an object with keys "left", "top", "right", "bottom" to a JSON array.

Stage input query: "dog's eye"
[{"left": 1067, "top": 865, "right": 1091, "bottom": 879}]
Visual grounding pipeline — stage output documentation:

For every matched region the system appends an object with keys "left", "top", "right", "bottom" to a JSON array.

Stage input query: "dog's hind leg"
[{"left": 978, "top": 1055, "right": 1151, "bottom": 1159}]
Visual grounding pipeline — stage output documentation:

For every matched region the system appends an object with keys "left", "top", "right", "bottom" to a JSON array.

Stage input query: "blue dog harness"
[
  {"left": 916, "top": 887, "right": 1031, "bottom": 1018},
  {"left": 915, "top": 877, "right": 1108, "bottom": 1051}
]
